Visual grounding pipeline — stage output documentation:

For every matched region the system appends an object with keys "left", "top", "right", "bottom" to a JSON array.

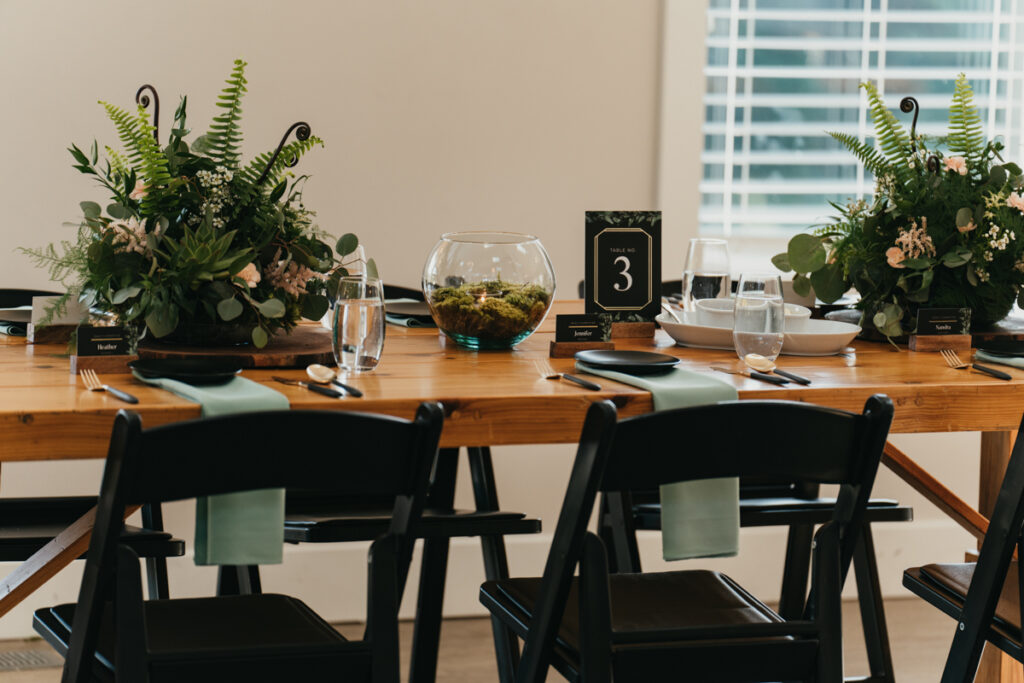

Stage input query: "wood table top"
[{"left": 2, "top": 301, "right": 1023, "bottom": 459}]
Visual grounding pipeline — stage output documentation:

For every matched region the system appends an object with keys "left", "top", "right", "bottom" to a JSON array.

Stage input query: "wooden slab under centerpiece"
[{"left": 138, "top": 325, "right": 334, "bottom": 368}]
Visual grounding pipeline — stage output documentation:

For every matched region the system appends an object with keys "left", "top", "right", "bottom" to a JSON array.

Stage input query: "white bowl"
[
  {"left": 693, "top": 298, "right": 812, "bottom": 330},
  {"left": 657, "top": 313, "right": 860, "bottom": 356}
]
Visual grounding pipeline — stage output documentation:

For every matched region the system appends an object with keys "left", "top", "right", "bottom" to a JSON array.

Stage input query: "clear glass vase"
[{"left": 421, "top": 231, "right": 556, "bottom": 350}]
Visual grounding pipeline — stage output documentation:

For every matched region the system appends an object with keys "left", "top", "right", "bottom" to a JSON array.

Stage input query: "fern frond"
[
  {"left": 100, "top": 102, "right": 147, "bottom": 167},
  {"left": 105, "top": 146, "right": 131, "bottom": 176},
  {"left": 828, "top": 131, "right": 893, "bottom": 178},
  {"left": 129, "top": 106, "right": 174, "bottom": 215},
  {"left": 232, "top": 136, "right": 324, "bottom": 211},
  {"left": 861, "top": 82, "right": 913, "bottom": 184},
  {"left": 947, "top": 73, "right": 986, "bottom": 168},
  {"left": 204, "top": 59, "right": 248, "bottom": 170}
]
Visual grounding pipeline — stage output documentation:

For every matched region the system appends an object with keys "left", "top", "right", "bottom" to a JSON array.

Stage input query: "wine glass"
[
  {"left": 733, "top": 273, "right": 784, "bottom": 363},
  {"left": 332, "top": 276, "right": 385, "bottom": 373},
  {"left": 681, "top": 238, "right": 731, "bottom": 311}
]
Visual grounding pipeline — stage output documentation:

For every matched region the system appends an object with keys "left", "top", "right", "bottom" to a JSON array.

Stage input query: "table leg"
[
  {"left": 976, "top": 431, "right": 1022, "bottom": 683},
  {"left": 408, "top": 447, "right": 458, "bottom": 683},
  {"left": 467, "top": 446, "right": 519, "bottom": 683}
]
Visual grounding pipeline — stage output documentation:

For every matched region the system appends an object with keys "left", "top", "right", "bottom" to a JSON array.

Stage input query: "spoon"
[
  {"left": 660, "top": 300, "right": 682, "bottom": 323},
  {"left": 742, "top": 354, "right": 812, "bottom": 385},
  {"left": 305, "top": 364, "right": 365, "bottom": 397}
]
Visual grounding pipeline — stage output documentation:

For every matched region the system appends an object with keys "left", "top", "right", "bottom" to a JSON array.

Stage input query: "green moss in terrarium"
[{"left": 430, "top": 280, "right": 551, "bottom": 342}]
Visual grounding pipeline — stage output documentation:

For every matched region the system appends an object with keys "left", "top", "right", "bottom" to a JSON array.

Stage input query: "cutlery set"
[{"left": 939, "top": 348, "right": 1012, "bottom": 380}]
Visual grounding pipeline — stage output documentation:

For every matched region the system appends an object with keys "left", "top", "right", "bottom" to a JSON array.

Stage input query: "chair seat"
[
  {"left": 285, "top": 507, "right": 540, "bottom": 542},
  {"left": 633, "top": 498, "right": 911, "bottom": 530},
  {"left": 481, "top": 570, "right": 818, "bottom": 682},
  {"left": 34, "top": 594, "right": 363, "bottom": 682},
  {"left": 904, "top": 562, "right": 1023, "bottom": 657}
]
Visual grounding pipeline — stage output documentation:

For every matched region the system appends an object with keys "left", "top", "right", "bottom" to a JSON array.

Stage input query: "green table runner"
[
  {"left": 132, "top": 373, "right": 290, "bottom": 565},
  {"left": 975, "top": 350, "right": 1024, "bottom": 369},
  {"left": 576, "top": 362, "right": 740, "bottom": 561}
]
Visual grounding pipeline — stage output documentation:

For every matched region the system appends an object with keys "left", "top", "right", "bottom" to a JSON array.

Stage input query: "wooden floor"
[{"left": 0, "top": 598, "right": 974, "bottom": 681}]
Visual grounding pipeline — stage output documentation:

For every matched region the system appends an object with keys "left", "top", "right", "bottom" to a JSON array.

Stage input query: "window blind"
[{"left": 699, "top": 0, "right": 1024, "bottom": 240}]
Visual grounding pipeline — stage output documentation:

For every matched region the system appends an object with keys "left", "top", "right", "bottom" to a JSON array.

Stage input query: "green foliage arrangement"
[
  {"left": 23, "top": 59, "right": 374, "bottom": 348},
  {"left": 774, "top": 74, "right": 1024, "bottom": 339}
]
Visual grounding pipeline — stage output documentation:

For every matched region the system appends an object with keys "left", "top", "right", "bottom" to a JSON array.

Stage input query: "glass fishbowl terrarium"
[{"left": 422, "top": 231, "right": 556, "bottom": 350}]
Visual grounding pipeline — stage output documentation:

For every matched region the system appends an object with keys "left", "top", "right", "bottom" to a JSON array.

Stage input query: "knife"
[
  {"left": 329, "top": 379, "right": 364, "bottom": 397},
  {"left": 710, "top": 364, "right": 789, "bottom": 385},
  {"left": 272, "top": 376, "right": 345, "bottom": 398}
]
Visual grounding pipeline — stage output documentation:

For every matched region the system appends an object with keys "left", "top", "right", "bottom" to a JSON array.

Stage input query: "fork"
[
  {"left": 533, "top": 360, "right": 602, "bottom": 391},
  {"left": 939, "top": 349, "right": 1012, "bottom": 381},
  {"left": 81, "top": 368, "right": 139, "bottom": 403}
]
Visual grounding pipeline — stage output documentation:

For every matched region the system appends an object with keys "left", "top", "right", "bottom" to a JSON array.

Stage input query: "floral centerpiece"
[
  {"left": 774, "top": 74, "right": 1024, "bottom": 339},
  {"left": 24, "top": 59, "right": 373, "bottom": 348}
]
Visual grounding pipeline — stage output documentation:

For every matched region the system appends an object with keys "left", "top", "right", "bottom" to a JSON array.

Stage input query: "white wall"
[{"left": 0, "top": 0, "right": 980, "bottom": 641}]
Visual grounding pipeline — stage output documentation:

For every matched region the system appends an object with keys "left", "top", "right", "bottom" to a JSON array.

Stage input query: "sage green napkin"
[
  {"left": 132, "top": 373, "right": 290, "bottom": 565},
  {"left": 975, "top": 350, "right": 1024, "bottom": 369},
  {"left": 575, "top": 362, "right": 740, "bottom": 561}
]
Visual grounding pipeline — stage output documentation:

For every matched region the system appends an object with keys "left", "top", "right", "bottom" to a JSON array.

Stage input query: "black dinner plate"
[
  {"left": 574, "top": 350, "right": 680, "bottom": 375},
  {"left": 976, "top": 339, "right": 1024, "bottom": 357},
  {"left": 129, "top": 358, "right": 242, "bottom": 385}
]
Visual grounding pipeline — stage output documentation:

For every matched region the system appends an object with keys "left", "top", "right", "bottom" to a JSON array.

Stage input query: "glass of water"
[
  {"left": 681, "top": 238, "right": 731, "bottom": 311},
  {"left": 333, "top": 276, "right": 385, "bottom": 373},
  {"left": 733, "top": 273, "right": 784, "bottom": 363}
]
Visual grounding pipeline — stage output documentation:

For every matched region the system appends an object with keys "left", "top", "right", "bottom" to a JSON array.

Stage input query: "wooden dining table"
[{"left": 2, "top": 300, "right": 1024, "bottom": 681}]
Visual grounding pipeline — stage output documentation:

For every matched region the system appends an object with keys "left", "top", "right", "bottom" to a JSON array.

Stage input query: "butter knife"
[
  {"left": 272, "top": 376, "right": 344, "bottom": 398},
  {"left": 710, "top": 364, "right": 789, "bottom": 385}
]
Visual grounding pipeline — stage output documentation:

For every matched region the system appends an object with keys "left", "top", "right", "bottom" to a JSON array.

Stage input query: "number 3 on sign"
[{"left": 612, "top": 255, "right": 633, "bottom": 292}]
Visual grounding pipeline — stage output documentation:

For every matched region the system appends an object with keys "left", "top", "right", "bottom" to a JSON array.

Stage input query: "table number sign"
[{"left": 584, "top": 211, "right": 661, "bottom": 321}]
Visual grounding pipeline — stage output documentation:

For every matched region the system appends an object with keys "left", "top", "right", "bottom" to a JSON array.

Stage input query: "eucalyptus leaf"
[
  {"left": 258, "top": 298, "right": 286, "bottom": 318},
  {"left": 301, "top": 294, "right": 330, "bottom": 321},
  {"left": 792, "top": 273, "right": 812, "bottom": 297},
  {"left": 111, "top": 286, "right": 142, "bottom": 305},
  {"left": 251, "top": 326, "right": 269, "bottom": 348},
  {"left": 336, "top": 234, "right": 359, "bottom": 257},
  {"left": 787, "top": 234, "right": 827, "bottom": 273},
  {"left": 956, "top": 207, "right": 973, "bottom": 228},
  {"left": 145, "top": 305, "right": 179, "bottom": 338},
  {"left": 941, "top": 248, "right": 972, "bottom": 268},
  {"left": 80, "top": 201, "right": 101, "bottom": 218},
  {"left": 771, "top": 252, "right": 792, "bottom": 272},
  {"left": 808, "top": 263, "right": 847, "bottom": 303},
  {"left": 216, "top": 297, "right": 243, "bottom": 321},
  {"left": 106, "top": 204, "right": 129, "bottom": 220},
  {"left": 901, "top": 257, "right": 933, "bottom": 269},
  {"left": 873, "top": 312, "right": 887, "bottom": 328},
  {"left": 966, "top": 263, "right": 979, "bottom": 286},
  {"left": 366, "top": 258, "right": 379, "bottom": 280},
  {"left": 1005, "top": 162, "right": 1022, "bottom": 176},
  {"left": 989, "top": 166, "right": 1008, "bottom": 187}
]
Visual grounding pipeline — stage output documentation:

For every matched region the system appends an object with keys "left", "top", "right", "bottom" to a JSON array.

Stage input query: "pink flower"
[
  {"left": 958, "top": 219, "right": 977, "bottom": 234},
  {"left": 1008, "top": 192, "right": 1024, "bottom": 213},
  {"left": 108, "top": 217, "right": 148, "bottom": 255},
  {"left": 886, "top": 247, "right": 906, "bottom": 269},
  {"left": 128, "top": 180, "right": 148, "bottom": 201},
  {"left": 234, "top": 263, "right": 261, "bottom": 288},
  {"left": 945, "top": 156, "right": 968, "bottom": 176}
]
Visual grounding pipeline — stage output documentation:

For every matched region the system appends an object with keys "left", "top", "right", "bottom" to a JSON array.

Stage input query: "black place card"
[
  {"left": 76, "top": 325, "right": 130, "bottom": 356},
  {"left": 915, "top": 308, "right": 971, "bottom": 335},
  {"left": 584, "top": 211, "right": 661, "bottom": 320},
  {"left": 556, "top": 314, "right": 608, "bottom": 342}
]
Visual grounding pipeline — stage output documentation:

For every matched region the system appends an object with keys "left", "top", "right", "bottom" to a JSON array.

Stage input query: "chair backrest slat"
[{"left": 125, "top": 409, "right": 437, "bottom": 504}]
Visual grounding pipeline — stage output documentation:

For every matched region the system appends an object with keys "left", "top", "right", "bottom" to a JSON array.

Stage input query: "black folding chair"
[
  {"left": 481, "top": 395, "right": 894, "bottom": 682},
  {"left": 0, "top": 288, "right": 182, "bottom": 597},
  {"left": 33, "top": 404, "right": 443, "bottom": 683},
  {"left": 903, "top": 411, "right": 1024, "bottom": 681}
]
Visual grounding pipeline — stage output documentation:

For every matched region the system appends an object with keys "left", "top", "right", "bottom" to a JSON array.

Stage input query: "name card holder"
[
  {"left": 908, "top": 308, "right": 972, "bottom": 352},
  {"left": 549, "top": 314, "right": 614, "bottom": 358},
  {"left": 70, "top": 325, "right": 138, "bottom": 375}
]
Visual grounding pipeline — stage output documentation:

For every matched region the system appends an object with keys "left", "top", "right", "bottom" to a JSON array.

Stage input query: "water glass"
[
  {"left": 733, "top": 273, "right": 784, "bottom": 363},
  {"left": 332, "top": 276, "right": 385, "bottom": 373},
  {"left": 681, "top": 238, "right": 731, "bottom": 311}
]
